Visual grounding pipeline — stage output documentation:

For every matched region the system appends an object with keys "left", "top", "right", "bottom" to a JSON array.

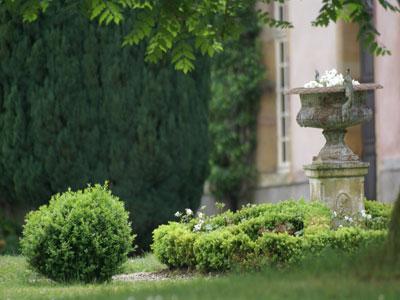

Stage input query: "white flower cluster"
[
  {"left": 193, "top": 211, "right": 213, "bottom": 232},
  {"left": 175, "top": 205, "right": 213, "bottom": 232},
  {"left": 360, "top": 209, "right": 372, "bottom": 220},
  {"left": 193, "top": 222, "right": 202, "bottom": 232},
  {"left": 304, "top": 69, "right": 360, "bottom": 88},
  {"left": 243, "top": 203, "right": 257, "bottom": 208},
  {"left": 174, "top": 208, "right": 194, "bottom": 223},
  {"left": 174, "top": 208, "right": 193, "bottom": 218},
  {"left": 304, "top": 80, "right": 323, "bottom": 88},
  {"left": 344, "top": 215, "right": 354, "bottom": 223},
  {"left": 193, "top": 212, "right": 205, "bottom": 231},
  {"left": 332, "top": 208, "right": 372, "bottom": 229}
]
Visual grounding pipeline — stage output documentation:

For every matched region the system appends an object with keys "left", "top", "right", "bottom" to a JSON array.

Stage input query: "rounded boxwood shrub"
[
  {"left": 152, "top": 200, "right": 391, "bottom": 272},
  {"left": 20, "top": 184, "right": 135, "bottom": 283}
]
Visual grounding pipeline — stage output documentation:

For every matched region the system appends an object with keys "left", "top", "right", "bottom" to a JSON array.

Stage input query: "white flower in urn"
[
  {"left": 185, "top": 208, "right": 193, "bottom": 216},
  {"left": 304, "top": 69, "right": 360, "bottom": 88},
  {"left": 174, "top": 211, "right": 182, "bottom": 218},
  {"left": 304, "top": 80, "right": 323, "bottom": 88}
]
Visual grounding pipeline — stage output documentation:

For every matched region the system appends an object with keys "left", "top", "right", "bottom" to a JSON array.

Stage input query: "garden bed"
[{"left": 152, "top": 200, "right": 391, "bottom": 271}]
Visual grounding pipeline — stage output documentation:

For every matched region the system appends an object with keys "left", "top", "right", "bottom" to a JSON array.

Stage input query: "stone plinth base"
[{"left": 304, "top": 162, "right": 369, "bottom": 215}]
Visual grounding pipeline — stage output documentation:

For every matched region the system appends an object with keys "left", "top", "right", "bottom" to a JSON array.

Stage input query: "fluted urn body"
[
  {"left": 288, "top": 83, "right": 382, "bottom": 215},
  {"left": 289, "top": 83, "right": 382, "bottom": 164}
]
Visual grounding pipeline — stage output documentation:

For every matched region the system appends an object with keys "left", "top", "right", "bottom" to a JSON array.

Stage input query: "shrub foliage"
[
  {"left": 20, "top": 184, "right": 135, "bottom": 283},
  {"left": 152, "top": 200, "right": 391, "bottom": 271}
]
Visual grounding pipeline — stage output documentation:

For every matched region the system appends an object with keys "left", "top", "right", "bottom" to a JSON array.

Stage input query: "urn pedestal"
[
  {"left": 288, "top": 81, "right": 382, "bottom": 215},
  {"left": 304, "top": 162, "right": 368, "bottom": 215}
]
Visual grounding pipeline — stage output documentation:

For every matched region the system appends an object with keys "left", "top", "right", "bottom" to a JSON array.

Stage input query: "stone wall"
[{"left": 377, "top": 158, "right": 400, "bottom": 203}]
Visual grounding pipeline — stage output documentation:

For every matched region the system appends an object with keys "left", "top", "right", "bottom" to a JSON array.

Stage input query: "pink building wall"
[
  {"left": 288, "top": 0, "right": 339, "bottom": 181},
  {"left": 375, "top": 2, "right": 400, "bottom": 202},
  {"left": 287, "top": 0, "right": 400, "bottom": 202}
]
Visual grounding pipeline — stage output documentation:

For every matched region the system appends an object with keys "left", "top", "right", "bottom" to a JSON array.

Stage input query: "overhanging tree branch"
[{"left": 1, "top": 0, "right": 399, "bottom": 72}]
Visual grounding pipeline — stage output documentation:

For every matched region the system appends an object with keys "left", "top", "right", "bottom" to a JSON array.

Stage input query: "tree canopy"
[{"left": 1, "top": 0, "right": 399, "bottom": 72}]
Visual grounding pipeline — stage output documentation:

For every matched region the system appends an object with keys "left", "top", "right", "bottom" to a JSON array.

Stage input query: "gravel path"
[{"left": 113, "top": 270, "right": 196, "bottom": 282}]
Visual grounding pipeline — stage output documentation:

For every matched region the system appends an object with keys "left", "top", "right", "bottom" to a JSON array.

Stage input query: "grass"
[
  {"left": 1, "top": 250, "right": 400, "bottom": 300},
  {"left": 121, "top": 253, "right": 166, "bottom": 274}
]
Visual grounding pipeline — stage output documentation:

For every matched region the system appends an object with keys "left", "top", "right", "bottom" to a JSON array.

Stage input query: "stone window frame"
[{"left": 274, "top": 2, "right": 291, "bottom": 173}]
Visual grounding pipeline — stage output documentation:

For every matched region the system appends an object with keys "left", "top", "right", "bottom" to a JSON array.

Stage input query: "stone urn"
[{"left": 288, "top": 76, "right": 382, "bottom": 215}]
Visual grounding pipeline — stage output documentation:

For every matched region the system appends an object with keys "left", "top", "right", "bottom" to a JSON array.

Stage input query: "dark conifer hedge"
[{"left": 0, "top": 4, "right": 210, "bottom": 249}]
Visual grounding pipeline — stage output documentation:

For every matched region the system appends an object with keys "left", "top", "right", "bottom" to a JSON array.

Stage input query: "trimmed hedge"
[
  {"left": 20, "top": 184, "right": 135, "bottom": 283},
  {"left": 152, "top": 222, "right": 197, "bottom": 269},
  {"left": 256, "top": 232, "right": 304, "bottom": 265},
  {"left": 364, "top": 200, "right": 392, "bottom": 230},
  {"left": 193, "top": 230, "right": 255, "bottom": 271},
  {"left": 152, "top": 200, "right": 390, "bottom": 271}
]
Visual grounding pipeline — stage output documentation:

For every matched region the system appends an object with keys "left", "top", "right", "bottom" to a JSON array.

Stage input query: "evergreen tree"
[{"left": 0, "top": 4, "right": 210, "bottom": 249}]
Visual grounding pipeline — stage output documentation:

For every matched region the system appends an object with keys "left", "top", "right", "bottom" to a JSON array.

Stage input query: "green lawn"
[{"left": 1, "top": 252, "right": 400, "bottom": 300}]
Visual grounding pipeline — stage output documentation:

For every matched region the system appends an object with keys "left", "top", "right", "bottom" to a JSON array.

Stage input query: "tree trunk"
[{"left": 387, "top": 190, "right": 400, "bottom": 262}]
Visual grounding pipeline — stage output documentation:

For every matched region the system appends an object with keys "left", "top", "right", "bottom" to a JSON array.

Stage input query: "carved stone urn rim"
[{"left": 286, "top": 83, "right": 382, "bottom": 95}]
